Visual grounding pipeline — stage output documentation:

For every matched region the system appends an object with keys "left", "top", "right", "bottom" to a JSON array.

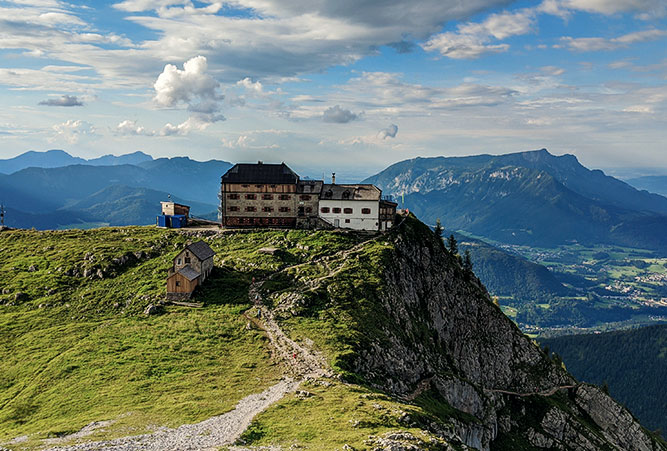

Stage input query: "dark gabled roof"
[
  {"left": 177, "top": 265, "right": 200, "bottom": 281},
  {"left": 221, "top": 162, "right": 299, "bottom": 184},
  {"left": 320, "top": 184, "right": 381, "bottom": 201},
  {"left": 297, "top": 179, "right": 324, "bottom": 194},
  {"left": 186, "top": 241, "right": 216, "bottom": 261}
]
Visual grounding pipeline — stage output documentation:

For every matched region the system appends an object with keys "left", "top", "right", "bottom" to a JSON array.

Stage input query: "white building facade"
[{"left": 318, "top": 184, "right": 384, "bottom": 231}]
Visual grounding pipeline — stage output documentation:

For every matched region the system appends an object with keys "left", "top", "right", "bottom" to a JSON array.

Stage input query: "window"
[
  {"left": 320, "top": 207, "right": 330, "bottom": 213},
  {"left": 279, "top": 194, "right": 290, "bottom": 200},
  {"left": 305, "top": 207, "right": 312, "bottom": 213},
  {"left": 177, "top": 258, "right": 182, "bottom": 265},
  {"left": 263, "top": 206, "right": 273, "bottom": 212},
  {"left": 270, "top": 184, "right": 277, "bottom": 188},
  {"left": 256, "top": 184, "right": 263, "bottom": 188},
  {"left": 245, "top": 206, "right": 257, "bottom": 212},
  {"left": 245, "top": 194, "right": 256, "bottom": 200},
  {"left": 361, "top": 208, "right": 371, "bottom": 214},
  {"left": 185, "top": 257, "right": 191, "bottom": 264},
  {"left": 242, "top": 184, "right": 250, "bottom": 188},
  {"left": 229, "top": 206, "right": 239, "bottom": 212},
  {"left": 175, "top": 280, "right": 180, "bottom": 287},
  {"left": 345, "top": 219, "right": 350, "bottom": 223},
  {"left": 332, "top": 207, "right": 341, "bottom": 214},
  {"left": 299, "top": 195, "right": 311, "bottom": 201},
  {"left": 279, "top": 207, "right": 290, "bottom": 212},
  {"left": 343, "top": 208, "right": 353, "bottom": 214},
  {"left": 228, "top": 193, "right": 239, "bottom": 200},
  {"left": 262, "top": 194, "right": 273, "bottom": 200}
]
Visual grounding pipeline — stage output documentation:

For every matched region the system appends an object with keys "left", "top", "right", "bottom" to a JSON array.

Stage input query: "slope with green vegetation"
[
  {"left": 541, "top": 325, "right": 667, "bottom": 435},
  {"left": 0, "top": 220, "right": 664, "bottom": 450}
]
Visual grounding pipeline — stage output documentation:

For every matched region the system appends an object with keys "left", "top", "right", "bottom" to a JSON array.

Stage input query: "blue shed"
[
  {"left": 157, "top": 215, "right": 168, "bottom": 227},
  {"left": 170, "top": 214, "right": 187, "bottom": 228}
]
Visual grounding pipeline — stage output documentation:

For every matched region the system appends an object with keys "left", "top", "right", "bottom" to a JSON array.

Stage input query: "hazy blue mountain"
[
  {"left": 0, "top": 150, "right": 153, "bottom": 174},
  {"left": 88, "top": 151, "right": 153, "bottom": 167},
  {"left": 2, "top": 165, "right": 151, "bottom": 212},
  {"left": 455, "top": 232, "right": 572, "bottom": 301},
  {"left": 65, "top": 185, "right": 217, "bottom": 226},
  {"left": 0, "top": 150, "right": 86, "bottom": 174},
  {"left": 0, "top": 155, "right": 231, "bottom": 229},
  {"left": 364, "top": 149, "right": 667, "bottom": 251},
  {"left": 626, "top": 175, "right": 667, "bottom": 197},
  {"left": 138, "top": 157, "right": 232, "bottom": 205},
  {"left": 365, "top": 149, "right": 667, "bottom": 215},
  {"left": 2, "top": 205, "right": 94, "bottom": 229},
  {"left": 542, "top": 325, "right": 667, "bottom": 434}
]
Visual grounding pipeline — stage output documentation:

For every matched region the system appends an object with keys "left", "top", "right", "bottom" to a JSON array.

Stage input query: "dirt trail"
[
  {"left": 247, "top": 280, "right": 333, "bottom": 379},
  {"left": 42, "top": 379, "right": 298, "bottom": 451}
]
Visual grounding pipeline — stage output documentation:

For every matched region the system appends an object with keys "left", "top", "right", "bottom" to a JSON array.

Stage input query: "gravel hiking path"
[{"left": 41, "top": 378, "right": 298, "bottom": 451}]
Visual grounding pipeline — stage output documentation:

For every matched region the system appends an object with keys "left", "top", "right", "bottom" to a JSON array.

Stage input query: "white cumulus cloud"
[
  {"left": 51, "top": 119, "right": 96, "bottom": 144},
  {"left": 114, "top": 119, "right": 154, "bottom": 136}
]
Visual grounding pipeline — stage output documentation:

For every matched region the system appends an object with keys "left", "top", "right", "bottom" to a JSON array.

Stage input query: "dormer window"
[
  {"left": 342, "top": 191, "right": 350, "bottom": 199},
  {"left": 324, "top": 190, "right": 333, "bottom": 198}
]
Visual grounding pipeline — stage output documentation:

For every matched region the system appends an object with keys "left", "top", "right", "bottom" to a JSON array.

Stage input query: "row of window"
[
  {"left": 229, "top": 206, "right": 291, "bottom": 212},
  {"left": 239, "top": 184, "right": 279, "bottom": 189},
  {"left": 320, "top": 207, "right": 372, "bottom": 214},
  {"left": 228, "top": 194, "right": 300, "bottom": 200}
]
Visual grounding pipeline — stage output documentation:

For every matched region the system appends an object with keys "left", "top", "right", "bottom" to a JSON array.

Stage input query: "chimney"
[{"left": 332, "top": 172, "right": 336, "bottom": 184}]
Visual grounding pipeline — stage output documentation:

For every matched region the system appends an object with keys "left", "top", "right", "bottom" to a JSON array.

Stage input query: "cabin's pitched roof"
[
  {"left": 176, "top": 265, "right": 200, "bottom": 281},
  {"left": 320, "top": 184, "right": 381, "bottom": 201},
  {"left": 186, "top": 241, "right": 216, "bottom": 261},
  {"left": 221, "top": 162, "right": 299, "bottom": 184}
]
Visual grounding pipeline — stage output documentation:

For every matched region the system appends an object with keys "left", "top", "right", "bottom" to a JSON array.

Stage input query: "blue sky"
[{"left": 0, "top": 0, "right": 665, "bottom": 178}]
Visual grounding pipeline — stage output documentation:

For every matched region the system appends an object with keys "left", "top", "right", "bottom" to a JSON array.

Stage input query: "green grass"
[
  {"left": 238, "top": 381, "right": 459, "bottom": 450},
  {"left": 0, "top": 226, "right": 369, "bottom": 447},
  {"left": 0, "top": 305, "right": 282, "bottom": 446}
]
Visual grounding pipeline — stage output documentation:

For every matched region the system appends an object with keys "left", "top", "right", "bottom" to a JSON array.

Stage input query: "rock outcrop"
[
  {"left": 355, "top": 219, "right": 665, "bottom": 450},
  {"left": 278, "top": 217, "right": 665, "bottom": 450}
]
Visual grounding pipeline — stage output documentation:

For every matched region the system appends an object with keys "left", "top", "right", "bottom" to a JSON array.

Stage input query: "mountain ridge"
[
  {"left": 0, "top": 150, "right": 153, "bottom": 174},
  {"left": 363, "top": 149, "right": 667, "bottom": 251}
]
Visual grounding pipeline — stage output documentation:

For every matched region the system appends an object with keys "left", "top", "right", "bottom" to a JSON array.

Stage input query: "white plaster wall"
[{"left": 318, "top": 199, "right": 379, "bottom": 231}]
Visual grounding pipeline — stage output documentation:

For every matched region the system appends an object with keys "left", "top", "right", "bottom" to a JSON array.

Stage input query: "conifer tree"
[
  {"left": 447, "top": 234, "right": 458, "bottom": 256},
  {"left": 434, "top": 218, "right": 443, "bottom": 239},
  {"left": 463, "top": 249, "right": 473, "bottom": 272}
]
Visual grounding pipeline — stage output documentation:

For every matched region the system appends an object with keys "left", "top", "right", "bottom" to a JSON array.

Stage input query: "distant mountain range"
[
  {"left": 0, "top": 149, "right": 153, "bottom": 174},
  {"left": 627, "top": 175, "right": 667, "bottom": 197},
  {"left": 363, "top": 149, "right": 667, "bottom": 252},
  {"left": 0, "top": 150, "right": 230, "bottom": 228}
]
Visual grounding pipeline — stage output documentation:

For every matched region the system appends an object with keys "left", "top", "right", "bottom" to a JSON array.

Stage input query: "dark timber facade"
[{"left": 221, "top": 162, "right": 303, "bottom": 228}]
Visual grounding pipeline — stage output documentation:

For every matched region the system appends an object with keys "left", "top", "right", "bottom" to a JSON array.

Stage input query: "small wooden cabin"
[
  {"left": 166, "top": 266, "right": 200, "bottom": 300},
  {"left": 166, "top": 241, "right": 216, "bottom": 300}
]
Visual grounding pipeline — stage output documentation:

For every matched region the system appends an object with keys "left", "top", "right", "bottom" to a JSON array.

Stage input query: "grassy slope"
[{"left": 3, "top": 226, "right": 457, "bottom": 449}]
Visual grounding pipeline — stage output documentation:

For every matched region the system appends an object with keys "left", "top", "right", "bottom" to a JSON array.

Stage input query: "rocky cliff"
[{"left": 272, "top": 216, "right": 666, "bottom": 450}]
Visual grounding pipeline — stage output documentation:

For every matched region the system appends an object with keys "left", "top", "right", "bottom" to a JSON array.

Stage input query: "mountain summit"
[{"left": 363, "top": 149, "right": 667, "bottom": 250}]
